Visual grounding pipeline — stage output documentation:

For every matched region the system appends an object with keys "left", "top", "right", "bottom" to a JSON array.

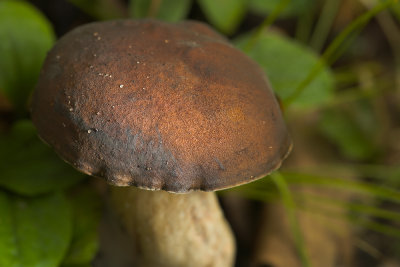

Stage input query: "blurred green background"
[{"left": 0, "top": 0, "right": 399, "bottom": 266}]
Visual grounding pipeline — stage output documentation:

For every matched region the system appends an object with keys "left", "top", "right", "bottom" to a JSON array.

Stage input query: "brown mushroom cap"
[{"left": 31, "top": 19, "right": 292, "bottom": 193}]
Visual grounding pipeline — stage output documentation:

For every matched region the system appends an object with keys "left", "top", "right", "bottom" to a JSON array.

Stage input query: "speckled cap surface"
[{"left": 31, "top": 19, "right": 292, "bottom": 192}]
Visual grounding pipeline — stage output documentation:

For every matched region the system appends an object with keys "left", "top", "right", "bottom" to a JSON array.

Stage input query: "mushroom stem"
[{"left": 111, "top": 187, "right": 235, "bottom": 267}]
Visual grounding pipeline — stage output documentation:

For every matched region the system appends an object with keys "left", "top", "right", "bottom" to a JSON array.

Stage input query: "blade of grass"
[
  {"left": 242, "top": 0, "right": 290, "bottom": 52},
  {"left": 333, "top": 62, "right": 380, "bottom": 85},
  {"left": 288, "top": 163, "right": 400, "bottom": 184},
  {"left": 235, "top": 185, "right": 400, "bottom": 222},
  {"left": 309, "top": 0, "right": 342, "bottom": 52},
  {"left": 392, "top": 2, "right": 400, "bottom": 22},
  {"left": 271, "top": 172, "right": 311, "bottom": 267},
  {"left": 231, "top": 176, "right": 400, "bottom": 243},
  {"left": 284, "top": 0, "right": 396, "bottom": 107},
  {"left": 323, "top": 80, "right": 394, "bottom": 108},
  {"left": 293, "top": 198, "right": 400, "bottom": 240},
  {"left": 282, "top": 171, "right": 400, "bottom": 204},
  {"left": 350, "top": 217, "right": 400, "bottom": 239},
  {"left": 355, "top": 238, "right": 382, "bottom": 259},
  {"left": 350, "top": 163, "right": 400, "bottom": 185},
  {"left": 295, "top": 3, "right": 317, "bottom": 43},
  {"left": 361, "top": 0, "right": 400, "bottom": 62},
  {"left": 294, "top": 192, "right": 400, "bottom": 222}
]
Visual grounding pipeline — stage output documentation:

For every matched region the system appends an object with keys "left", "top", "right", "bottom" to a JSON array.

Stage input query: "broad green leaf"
[
  {"left": 0, "top": 190, "right": 73, "bottom": 267},
  {"left": 235, "top": 31, "right": 334, "bottom": 108},
  {"left": 0, "top": 120, "right": 86, "bottom": 196},
  {"left": 248, "top": 0, "right": 314, "bottom": 17},
  {"left": 67, "top": 0, "right": 125, "bottom": 20},
  {"left": 62, "top": 186, "right": 102, "bottom": 266},
  {"left": 130, "top": 0, "right": 192, "bottom": 22},
  {"left": 318, "top": 105, "right": 379, "bottom": 160},
  {"left": 0, "top": 0, "right": 55, "bottom": 113},
  {"left": 197, "top": 0, "right": 247, "bottom": 34}
]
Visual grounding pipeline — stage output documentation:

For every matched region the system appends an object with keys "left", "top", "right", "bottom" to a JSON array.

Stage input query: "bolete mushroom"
[{"left": 31, "top": 19, "right": 292, "bottom": 267}]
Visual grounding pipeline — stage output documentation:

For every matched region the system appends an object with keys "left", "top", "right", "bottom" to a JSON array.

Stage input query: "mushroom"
[{"left": 31, "top": 19, "right": 292, "bottom": 266}]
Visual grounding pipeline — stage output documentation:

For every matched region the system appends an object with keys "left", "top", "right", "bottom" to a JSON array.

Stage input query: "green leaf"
[
  {"left": 62, "top": 186, "right": 102, "bottom": 266},
  {"left": 0, "top": 120, "right": 86, "bottom": 196},
  {"left": 0, "top": 190, "right": 73, "bottom": 267},
  {"left": 197, "top": 0, "right": 247, "bottom": 34},
  {"left": 248, "top": 0, "right": 314, "bottom": 17},
  {"left": 318, "top": 105, "right": 379, "bottom": 160},
  {"left": 67, "top": 0, "right": 125, "bottom": 20},
  {"left": 130, "top": 0, "right": 192, "bottom": 22},
  {"left": 0, "top": 0, "right": 55, "bottom": 114},
  {"left": 235, "top": 31, "right": 334, "bottom": 108}
]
